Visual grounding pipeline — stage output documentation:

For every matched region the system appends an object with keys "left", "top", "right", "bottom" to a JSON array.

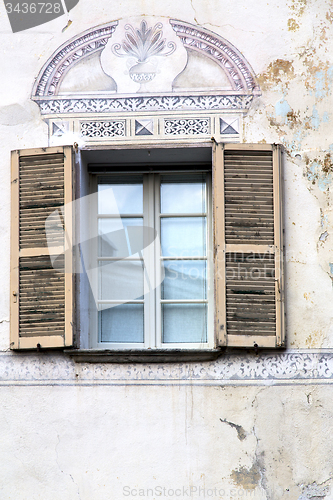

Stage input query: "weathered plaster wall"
[
  {"left": 2, "top": 381, "right": 333, "bottom": 500},
  {"left": 1, "top": 0, "right": 333, "bottom": 498}
]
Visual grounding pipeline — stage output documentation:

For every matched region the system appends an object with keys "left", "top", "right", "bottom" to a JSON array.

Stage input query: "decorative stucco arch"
[
  {"left": 33, "top": 23, "right": 118, "bottom": 97},
  {"left": 31, "top": 18, "right": 261, "bottom": 144},
  {"left": 32, "top": 19, "right": 259, "bottom": 98},
  {"left": 169, "top": 20, "right": 259, "bottom": 93}
]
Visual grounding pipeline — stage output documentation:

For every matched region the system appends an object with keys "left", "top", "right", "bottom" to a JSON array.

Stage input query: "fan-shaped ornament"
[{"left": 101, "top": 17, "right": 187, "bottom": 93}]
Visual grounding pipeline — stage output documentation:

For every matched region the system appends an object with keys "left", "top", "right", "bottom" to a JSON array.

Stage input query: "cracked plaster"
[
  {"left": 243, "top": 2, "right": 333, "bottom": 351},
  {"left": 3, "top": 384, "right": 333, "bottom": 500},
  {"left": 1, "top": 0, "right": 333, "bottom": 498}
]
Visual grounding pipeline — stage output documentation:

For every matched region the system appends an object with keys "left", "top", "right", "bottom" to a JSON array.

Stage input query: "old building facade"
[{"left": 1, "top": 0, "right": 333, "bottom": 498}]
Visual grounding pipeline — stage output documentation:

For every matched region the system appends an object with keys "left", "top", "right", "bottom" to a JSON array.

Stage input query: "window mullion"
[
  {"left": 206, "top": 172, "right": 214, "bottom": 348},
  {"left": 89, "top": 174, "right": 99, "bottom": 348},
  {"left": 143, "top": 174, "right": 156, "bottom": 349},
  {"left": 154, "top": 174, "right": 163, "bottom": 349}
]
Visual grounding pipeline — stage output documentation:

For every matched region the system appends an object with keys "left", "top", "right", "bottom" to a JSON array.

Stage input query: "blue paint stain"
[
  {"left": 318, "top": 174, "right": 332, "bottom": 191},
  {"left": 315, "top": 70, "right": 326, "bottom": 99},
  {"left": 330, "top": 264, "right": 333, "bottom": 275},
  {"left": 307, "top": 158, "right": 332, "bottom": 191},
  {"left": 321, "top": 213, "right": 329, "bottom": 226},
  {"left": 309, "top": 66, "right": 333, "bottom": 99},
  {"left": 275, "top": 98, "right": 291, "bottom": 120},
  {"left": 323, "top": 112, "right": 329, "bottom": 123},
  {"left": 306, "top": 162, "right": 330, "bottom": 190},
  {"left": 292, "top": 129, "right": 304, "bottom": 149},
  {"left": 328, "top": 66, "right": 333, "bottom": 83},
  {"left": 311, "top": 106, "right": 320, "bottom": 130},
  {"left": 307, "top": 163, "right": 318, "bottom": 183}
]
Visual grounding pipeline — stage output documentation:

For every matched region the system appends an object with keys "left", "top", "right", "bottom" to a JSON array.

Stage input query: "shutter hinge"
[{"left": 12, "top": 291, "right": 17, "bottom": 303}]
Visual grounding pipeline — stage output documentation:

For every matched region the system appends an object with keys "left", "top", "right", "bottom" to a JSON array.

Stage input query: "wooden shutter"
[
  {"left": 213, "top": 143, "right": 284, "bottom": 348},
  {"left": 10, "top": 146, "right": 74, "bottom": 349}
]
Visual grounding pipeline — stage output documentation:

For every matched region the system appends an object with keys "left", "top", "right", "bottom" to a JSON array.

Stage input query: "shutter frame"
[
  {"left": 272, "top": 144, "right": 285, "bottom": 347},
  {"left": 10, "top": 146, "right": 74, "bottom": 350},
  {"left": 213, "top": 143, "right": 227, "bottom": 346},
  {"left": 213, "top": 143, "right": 285, "bottom": 348}
]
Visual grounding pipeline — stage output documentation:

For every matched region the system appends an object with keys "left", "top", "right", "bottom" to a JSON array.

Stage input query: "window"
[
  {"left": 89, "top": 172, "right": 214, "bottom": 349},
  {"left": 10, "top": 143, "right": 284, "bottom": 356}
]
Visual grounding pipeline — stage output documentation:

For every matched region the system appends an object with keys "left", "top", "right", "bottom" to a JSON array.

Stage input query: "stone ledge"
[{"left": 64, "top": 349, "right": 224, "bottom": 363}]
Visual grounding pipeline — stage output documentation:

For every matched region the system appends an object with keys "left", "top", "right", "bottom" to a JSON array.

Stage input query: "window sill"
[{"left": 64, "top": 349, "right": 224, "bottom": 363}]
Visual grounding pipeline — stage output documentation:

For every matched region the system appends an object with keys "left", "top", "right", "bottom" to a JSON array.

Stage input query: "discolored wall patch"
[{"left": 231, "top": 464, "right": 261, "bottom": 490}]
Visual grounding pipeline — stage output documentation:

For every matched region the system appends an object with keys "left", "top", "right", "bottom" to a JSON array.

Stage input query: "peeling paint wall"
[
  {"left": 1, "top": 0, "right": 333, "bottom": 499},
  {"left": 242, "top": 0, "right": 333, "bottom": 349}
]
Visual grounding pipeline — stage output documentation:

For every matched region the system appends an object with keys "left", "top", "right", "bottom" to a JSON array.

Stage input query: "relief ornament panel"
[{"left": 100, "top": 18, "right": 187, "bottom": 94}]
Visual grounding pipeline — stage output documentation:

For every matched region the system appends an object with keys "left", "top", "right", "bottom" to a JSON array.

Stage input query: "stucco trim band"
[{"left": 3, "top": 351, "right": 333, "bottom": 386}]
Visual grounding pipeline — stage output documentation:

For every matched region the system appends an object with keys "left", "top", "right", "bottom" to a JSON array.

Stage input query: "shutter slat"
[
  {"left": 19, "top": 301, "right": 65, "bottom": 307},
  {"left": 19, "top": 329, "right": 66, "bottom": 337},
  {"left": 10, "top": 146, "right": 73, "bottom": 350},
  {"left": 226, "top": 210, "right": 274, "bottom": 214}
]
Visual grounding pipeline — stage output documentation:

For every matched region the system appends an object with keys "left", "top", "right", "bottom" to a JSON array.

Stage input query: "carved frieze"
[
  {"left": 31, "top": 17, "right": 260, "bottom": 124},
  {"left": 2, "top": 352, "right": 333, "bottom": 386},
  {"left": 39, "top": 94, "right": 254, "bottom": 115},
  {"left": 80, "top": 120, "right": 126, "bottom": 137},
  {"left": 164, "top": 118, "right": 210, "bottom": 136}
]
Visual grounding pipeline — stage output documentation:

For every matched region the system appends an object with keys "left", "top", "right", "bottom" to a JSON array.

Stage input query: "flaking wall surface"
[{"left": 1, "top": 0, "right": 333, "bottom": 498}]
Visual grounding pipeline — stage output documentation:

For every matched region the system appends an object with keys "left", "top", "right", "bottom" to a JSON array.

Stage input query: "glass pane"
[
  {"left": 98, "top": 218, "right": 143, "bottom": 257},
  {"left": 99, "top": 304, "right": 144, "bottom": 343},
  {"left": 161, "top": 217, "right": 206, "bottom": 257},
  {"left": 162, "top": 260, "right": 206, "bottom": 300},
  {"left": 98, "top": 183, "right": 143, "bottom": 215},
  {"left": 162, "top": 304, "right": 207, "bottom": 343},
  {"left": 99, "top": 260, "right": 144, "bottom": 300},
  {"left": 161, "top": 177, "right": 206, "bottom": 214}
]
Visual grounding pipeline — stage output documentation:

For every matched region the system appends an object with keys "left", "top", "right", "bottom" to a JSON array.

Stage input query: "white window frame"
[{"left": 89, "top": 170, "right": 214, "bottom": 350}]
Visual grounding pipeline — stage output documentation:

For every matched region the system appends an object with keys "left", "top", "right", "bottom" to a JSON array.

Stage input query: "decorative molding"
[
  {"left": 112, "top": 20, "right": 176, "bottom": 60},
  {"left": 135, "top": 119, "right": 154, "bottom": 135},
  {"left": 52, "top": 120, "right": 69, "bottom": 137},
  {"left": 170, "top": 20, "right": 259, "bottom": 93},
  {"left": 2, "top": 351, "right": 333, "bottom": 386},
  {"left": 103, "top": 19, "right": 185, "bottom": 94},
  {"left": 164, "top": 118, "right": 210, "bottom": 136},
  {"left": 80, "top": 120, "right": 126, "bottom": 138},
  {"left": 49, "top": 113, "right": 241, "bottom": 145},
  {"left": 220, "top": 116, "right": 239, "bottom": 135},
  {"left": 33, "top": 22, "right": 118, "bottom": 97},
  {"left": 31, "top": 18, "right": 260, "bottom": 114},
  {"left": 37, "top": 94, "right": 253, "bottom": 115}
]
